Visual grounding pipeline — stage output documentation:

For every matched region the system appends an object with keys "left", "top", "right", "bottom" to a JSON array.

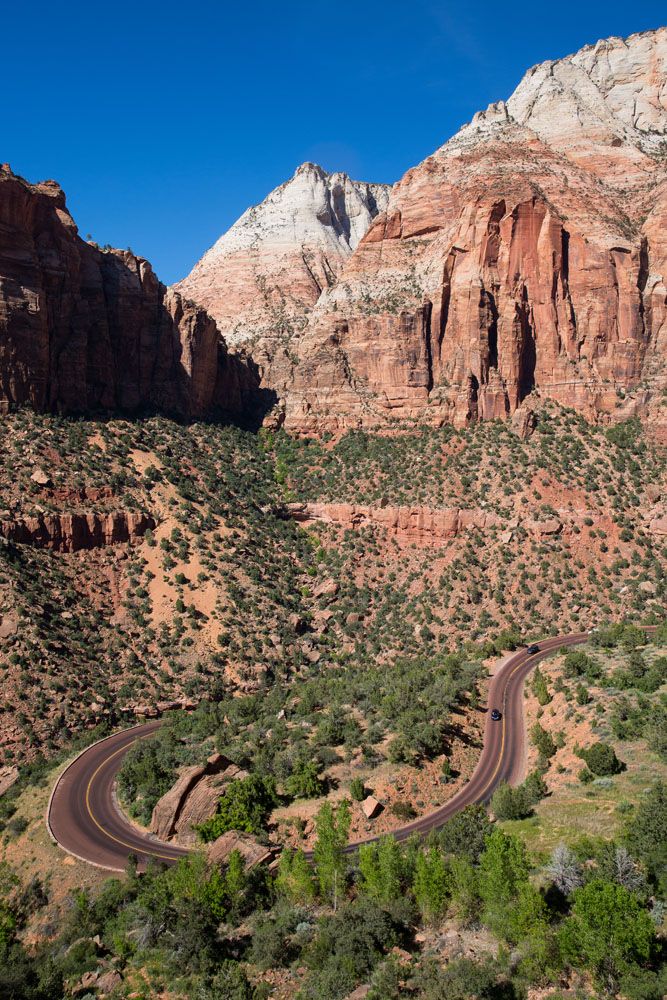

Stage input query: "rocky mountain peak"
[
  {"left": 457, "top": 26, "right": 666, "bottom": 174},
  {"left": 282, "top": 27, "right": 667, "bottom": 439},
  {"left": 175, "top": 164, "right": 390, "bottom": 377}
]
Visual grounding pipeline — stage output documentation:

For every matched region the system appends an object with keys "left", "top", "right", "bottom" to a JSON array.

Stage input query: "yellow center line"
[
  {"left": 82, "top": 635, "right": 584, "bottom": 861},
  {"left": 85, "top": 739, "right": 189, "bottom": 863},
  {"left": 465, "top": 637, "right": 575, "bottom": 805}
]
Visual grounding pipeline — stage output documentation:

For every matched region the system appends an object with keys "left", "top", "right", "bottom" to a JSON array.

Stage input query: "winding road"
[{"left": 48, "top": 632, "right": 588, "bottom": 871}]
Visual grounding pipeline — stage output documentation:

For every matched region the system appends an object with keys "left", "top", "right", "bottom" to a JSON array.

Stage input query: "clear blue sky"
[{"left": 5, "top": 1, "right": 664, "bottom": 284}]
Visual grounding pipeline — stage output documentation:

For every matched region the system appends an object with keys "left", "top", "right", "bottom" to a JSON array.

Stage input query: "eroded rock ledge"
[
  {"left": 289, "top": 500, "right": 667, "bottom": 545},
  {"left": 0, "top": 511, "right": 155, "bottom": 552},
  {"left": 288, "top": 501, "right": 505, "bottom": 546}
]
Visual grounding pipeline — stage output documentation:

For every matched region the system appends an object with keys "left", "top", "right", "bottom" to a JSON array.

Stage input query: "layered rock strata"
[
  {"left": 0, "top": 511, "right": 155, "bottom": 551},
  {"left": 282, "top": 29, "right": 667, "bottom": 436},
  {"left": 0, "top": 165, "right": 262, "bottom": 420},
  {"left": 288, "top": 502, "right": 504, "bottom": 546},
  {"left": 150, "top": 752, "right": 248, "bottom": 844},
  {"left": 288, "top": 501, "right": 667, "bottom": 544}
]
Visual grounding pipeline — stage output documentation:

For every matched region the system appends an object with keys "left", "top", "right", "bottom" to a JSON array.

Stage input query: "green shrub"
[
  {"left": 198, "top": 775, "right": 278, "bottom": 841},
  {"left": 577, "top": 742, "right": 623, "bottom": 776}
]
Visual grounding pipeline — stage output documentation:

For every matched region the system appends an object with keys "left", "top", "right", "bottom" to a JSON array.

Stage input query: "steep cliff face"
[
  {"left": 0, "top": 165, "right": 261, "bottom": 420},
  {"left": 176, "top": 162, "right": 390, "bottom": 392},
  {"left": 0, "top": 511, "right": 155, "bottom": 551},
  {"left": 283, "top": 29, "right": 667, "bottom": 435}
]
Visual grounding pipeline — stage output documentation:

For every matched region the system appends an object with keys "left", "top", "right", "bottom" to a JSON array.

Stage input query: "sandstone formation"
[
  {"left": 0, "top": 165, "right": 263, "bottom": 420},
  {"left": 282, "top": 29, "right": 667, "bottom": 437},
  {"left": 176, "top": 162, "right": 389, "bottom": 393},
  {"left": 288, "top": 502, "right": 505, "bottom": 546},
  {"left": 287, "top": 502, "right": 616, "bottom": 545},
  {"left": 207, "top": 830, "right": 274, "bottom": 868},
  {"left": 150, "top": 752, "right": 248, "bottom": 844},
  {"left": 0, "top": 511, "right": 155, "bottom": 551}
]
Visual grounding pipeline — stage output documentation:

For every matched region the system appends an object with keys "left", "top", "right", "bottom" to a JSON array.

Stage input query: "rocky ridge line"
[{"left": 281, "top": 28, "right": 667, "bottom": 437}]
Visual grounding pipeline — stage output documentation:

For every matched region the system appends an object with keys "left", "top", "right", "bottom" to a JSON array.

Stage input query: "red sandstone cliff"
[
  {"left": 0, "top": 511, "right": 155, "bottom": 552},
  {"left": 0, "top": 165, "right": 263, "bottom": 420},
  {"left": 280, "top": 29, "right": 667, "bottom": 436}
]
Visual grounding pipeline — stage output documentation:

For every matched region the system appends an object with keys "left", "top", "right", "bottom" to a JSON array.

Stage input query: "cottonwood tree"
[
  {"left": 559, "top": 879, "right": 655, "bottom": 990},
  {"left": 276, "top": 849, "right": 315, "bottom": 904},
  {"left": 413, "top": 847, "right": 450, "bottom": 923},
  {"left": 313, "top": 800, "right": 351, "bottom": 909},
  {"left": 358, "top": 837, "right": 404, "bottom": 905},
  {"left": 479, "top": 829, "right": 530, "bottom": 937}
]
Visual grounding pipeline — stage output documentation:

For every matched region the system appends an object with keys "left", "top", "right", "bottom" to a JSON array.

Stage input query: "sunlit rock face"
[
  {"left": 281, "top": 29, "right": 667, "bottom": 438},
  {"left": 176, "top": 162, "right": 390, "bottom": 394}
]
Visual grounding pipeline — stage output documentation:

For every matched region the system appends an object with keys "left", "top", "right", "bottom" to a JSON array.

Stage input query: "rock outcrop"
[
  {"left": 288, "top": 501, "right": 504, "bottom": 546},
  {"left": 176, "top": 162, "right": 390, "bottom": 393},
  {"left": 150, "top": 752, "right": 248, "bottom": 845},
  {"left": 0, "top": 511, "right": 155, "bottom": 551},
  {"left": 207, "top": 831, "right": 274, "bottom": 868},
  {"left": 0, "top": 165, "right": 264, "bottom": 420},
  {"left": 287, "top": 502, "right": 624, "bottom": 545},
  {"left": 282, "top": 29, "right": 667, "bottom": 436}
]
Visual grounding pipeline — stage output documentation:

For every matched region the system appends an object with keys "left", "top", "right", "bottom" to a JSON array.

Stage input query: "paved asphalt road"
[{"left": 48, "top": 632, "right": 589, "bottom": 871}]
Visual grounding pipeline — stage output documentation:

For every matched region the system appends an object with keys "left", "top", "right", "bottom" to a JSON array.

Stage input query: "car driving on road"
[
  {"left": 490, "top": 709, "right": 502, "bottom": 721},
  {"left": 526, "top": 644, "right": 540, "bottom": 655}
]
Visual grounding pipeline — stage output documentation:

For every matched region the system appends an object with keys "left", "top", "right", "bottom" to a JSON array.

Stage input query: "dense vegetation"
[
  {"left": 1, "top": 791, "right": 665, "bottom": 999},
  {"left": 0, "top": 405, "right": 664, "bottom": 771}
]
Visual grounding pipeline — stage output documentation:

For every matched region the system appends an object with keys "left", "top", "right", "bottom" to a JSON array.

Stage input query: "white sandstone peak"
[
  {"left": 176, "top": 164, "right": 390, "bottom": 355},
  {"left": 194, "top": 162, "right": 389, "bottom": 264},
  {"left": 452, "top": 26, "right": 667, "bottom": 164}
]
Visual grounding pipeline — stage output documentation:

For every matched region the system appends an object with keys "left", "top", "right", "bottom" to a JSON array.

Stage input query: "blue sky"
[{"left": 5, "top": 1, "right": 665, "bottom": 283}]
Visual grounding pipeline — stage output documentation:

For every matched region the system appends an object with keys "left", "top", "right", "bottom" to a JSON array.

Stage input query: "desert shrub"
[
  {"left": 577, "top": 742, "right": 623, "bottom": 776},
  {"left": 198, "top": 775, "right": 277, "bottom": 840},
  {"left": 437, "top": 804, "right": 494, "bottom": 862},
  {"left": 300, "top": 899, "right": 405, "bottom": 1000},
  {"left": 349, "top": 777, "right": 365, "bottom": 802}
]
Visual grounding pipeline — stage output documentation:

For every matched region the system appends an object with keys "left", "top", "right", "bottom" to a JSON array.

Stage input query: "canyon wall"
[
  {"left": 2, "top": 29, "right": 666, "bottom": 437},
  {"left": 0, "top": 511, "right": 155, "bottom": 551},
  {"left": 177, "top": 162, "right": 390, "bottom": 393},
  {"left": 0, "top": 165, "right": 263, "bottom": 420},
  {"left": 278, "top": 29, "right": 667, "bottom": 436}
]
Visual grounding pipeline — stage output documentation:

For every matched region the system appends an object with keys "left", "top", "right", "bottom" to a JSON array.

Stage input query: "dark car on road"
[
  {"left": 526, "top": 644, "right": 540, "bottom": 655},
  {"left": 490, "top": 709, "right": 502, "bottom": 721}
]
